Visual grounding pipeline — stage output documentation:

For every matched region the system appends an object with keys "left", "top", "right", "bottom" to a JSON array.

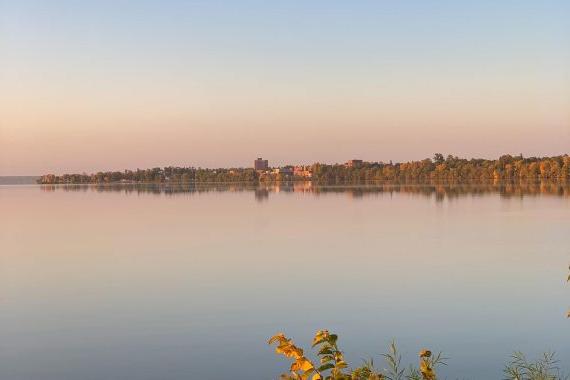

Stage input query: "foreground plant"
[
  {"left": 269, "top": 330, "right": 568, "bottom": 379},
  {"left": 504, "top": 352, "right": 568, "bottom": 380},
  {"left": 268, "top": 330, "right": 445, "bottom": 380},
  {"left": 268, "top": 333, "right": 317, "bottom": 379}
]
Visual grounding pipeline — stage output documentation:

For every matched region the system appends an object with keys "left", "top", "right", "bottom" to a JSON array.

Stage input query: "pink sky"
[{"left": 1, "top": 1, "right": 569, "bottom": 175}]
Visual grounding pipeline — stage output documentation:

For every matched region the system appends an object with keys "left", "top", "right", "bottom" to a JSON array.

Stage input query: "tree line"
[
  {"left": 37, "top": 154, "right": 570, "bottom": 184},
  {"left": 311, "top": 154, "right": 570, "bottom": 183},
  {"left": 38, "top": 167, "right": 258, "bottom": 184}
]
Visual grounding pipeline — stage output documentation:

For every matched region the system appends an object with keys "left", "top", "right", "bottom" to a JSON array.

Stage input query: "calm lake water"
[{"left": 1, "top": 182, "right": 569, "bottom": 379}]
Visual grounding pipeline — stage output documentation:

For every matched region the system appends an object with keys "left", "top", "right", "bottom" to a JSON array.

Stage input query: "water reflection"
[
  {"left": 3, "top": 180, "right": 569, "bottom": 380},
  {"left": 39, "top": 180, "right": 570, "bottom": 200}
]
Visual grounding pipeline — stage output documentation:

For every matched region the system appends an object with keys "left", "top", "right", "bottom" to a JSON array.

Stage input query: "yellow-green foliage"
[
  {"left": 269, "top": 330, "right": 567, "bottom": 380},
  {"left": 268, "top": 330, "right": 444, "bottom": 380}
]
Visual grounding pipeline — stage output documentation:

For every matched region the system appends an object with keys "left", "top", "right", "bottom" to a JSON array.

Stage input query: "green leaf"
[
  {"left": 335, "top": 361, "right": 348, "bottom": 369},
  {"left": 320, "top": 355, "right": 333, "bottom": 364},
  {"left": 317, "top": 363, "right": 335, "bottom": 372}
]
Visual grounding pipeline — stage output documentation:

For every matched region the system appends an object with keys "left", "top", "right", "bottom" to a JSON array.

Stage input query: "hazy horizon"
[{"left": 2, "top": 0, "right": 569, "bottom": 176}]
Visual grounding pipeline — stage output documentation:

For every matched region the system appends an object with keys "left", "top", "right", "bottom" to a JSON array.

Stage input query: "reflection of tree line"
[
  {"left": 40, "top": 180, "right": 570, "bottom": 199},
  {"left": 39, "top": 182, "right": 258, "bottom": 196}
]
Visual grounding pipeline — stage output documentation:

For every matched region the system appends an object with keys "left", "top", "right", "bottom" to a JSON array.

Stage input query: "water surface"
[{"left": 1, "top": 183, "right": 568, "bottom": 379}]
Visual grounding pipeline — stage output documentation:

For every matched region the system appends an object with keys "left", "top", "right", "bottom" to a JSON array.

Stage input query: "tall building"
[
  {"left": 254, "top": 157, "right": 269, "bottom": 171},
  {"left": 345, "top": 159, "right": 363, "bottom": 168}
]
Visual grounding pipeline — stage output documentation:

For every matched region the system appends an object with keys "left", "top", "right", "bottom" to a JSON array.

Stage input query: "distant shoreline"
[
  {"left": 36, "top": 154, "right": 570, "bottom": 184},
  {"left": 0, "top": 176, "right": 40, "bottom": 185}
]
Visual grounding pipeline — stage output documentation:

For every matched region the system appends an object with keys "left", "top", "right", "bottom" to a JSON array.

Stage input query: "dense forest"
[{"left": 38, "top": 154, "right": 570, "bottom": 184}]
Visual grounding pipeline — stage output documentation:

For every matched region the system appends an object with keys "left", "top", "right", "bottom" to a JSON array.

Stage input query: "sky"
[{"left": 1, "top": 0, "right": 569, "bottom": 175}]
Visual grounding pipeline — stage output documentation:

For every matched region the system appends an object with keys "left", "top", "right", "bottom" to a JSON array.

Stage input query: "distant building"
[
  {"left": 273, "top": 166, "right": 293, "bottom": 175},
  {"left": 254, "top": 157, "right": 269, "bottom": 171},
  {"left": 293, "top": 165, "right": 312, "bottom": 178},
  {"left": 345, "top": 159, "right": 363, "bottom": 168}
]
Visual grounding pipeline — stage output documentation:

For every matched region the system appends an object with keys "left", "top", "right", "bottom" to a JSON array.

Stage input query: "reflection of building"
[
  {"left": 293, "top": 181, "right": 312, "bottom": 192},
  {"left": 345, "top": 159, "right": 363, "bottom": 168},
  {"left": 254, "top": 187, "right": 269, "bottom": 201},
  {"left": 254, "top": 157, "right": 269, "bottom": 171}
]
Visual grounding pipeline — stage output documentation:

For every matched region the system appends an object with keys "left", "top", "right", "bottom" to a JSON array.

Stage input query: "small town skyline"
[
  {"left": 36, "top": 153, "right": 570, "bottom": 184},
  {"left": 35, "top": 152, "right": 570, "bottom": 176}
]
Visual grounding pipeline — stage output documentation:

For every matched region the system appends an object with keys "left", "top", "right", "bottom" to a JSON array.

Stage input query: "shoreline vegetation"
[
  {"left": 37, "top": 154, "right": 570, "bottom": 184},
  {"left": 268, "top": 330, "right": 567, "bottom": 380}
]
